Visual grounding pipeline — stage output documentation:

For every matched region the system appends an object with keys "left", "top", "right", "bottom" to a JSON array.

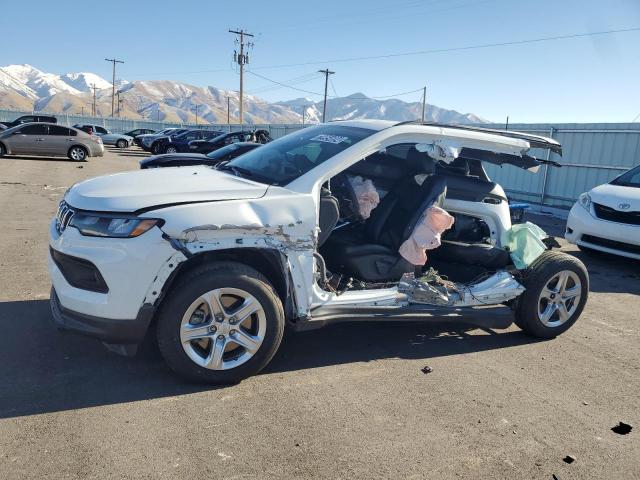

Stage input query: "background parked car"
[
  {"left": 0, "top": 114, "right": 58, "bottom": 130},
  {"left": 566, "top": 163, "right": 640, "bottom": 259},
  {"left": 134, "top": 128, "right": 178, "bottom": 147},
  {"left": 73, "top": 124, "right": 133, "bottom": 148},
  {"left": 139, "top": 142, "right": 262, "bottom": 169},
  {"left": 153, "top": 129, "right": 224, "bottom": 154},
  {"left": 142, "top": 128, "right": 190, "bottom": 153},
  {"left": 188, "top": 129, "right": 271, "bottom": 154},
  {"left": 0, "top": 122, "right": 103, "bottom": 161},
  {"left": 124, "top": 128, "right": 156, "bottom": 138}
]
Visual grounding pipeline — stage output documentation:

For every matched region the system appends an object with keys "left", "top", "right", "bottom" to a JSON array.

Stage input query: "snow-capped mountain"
[
  {"left": 60, "top": 72, "right": 112, "bottom": 92},
  {"left": 0, "top": 64, "right": 487, "bottom": 124},
  {"left": 277, "top": 94, "right": 484, "bottom": 124}
]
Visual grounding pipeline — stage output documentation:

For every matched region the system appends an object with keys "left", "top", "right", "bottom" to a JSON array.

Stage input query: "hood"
[
  {"left": 589, "top": 183, "right": 640, "bottom": 211},
  {"left": 65, "top": 166, "right": 269, "bottom": 212}
]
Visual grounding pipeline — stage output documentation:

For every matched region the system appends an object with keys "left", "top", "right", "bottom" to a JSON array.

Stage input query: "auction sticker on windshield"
[{"left": 310, "top": 134, "right": 350, "bottom": 144}]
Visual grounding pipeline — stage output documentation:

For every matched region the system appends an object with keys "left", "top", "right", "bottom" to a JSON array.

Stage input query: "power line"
[
  {"left": 250, "top": 27, "right": 640, "bottom": 70},
  {"left": 246, "top": 70, "right": 423, "bottom": 100}
]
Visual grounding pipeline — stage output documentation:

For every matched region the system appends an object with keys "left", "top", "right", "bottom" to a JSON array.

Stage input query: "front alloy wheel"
[
  {"left": 180, "top": 288, "right": 266, "bottom": 370},
  {"left": 157, "top": 261, "right": 285, "bottom": 383}
]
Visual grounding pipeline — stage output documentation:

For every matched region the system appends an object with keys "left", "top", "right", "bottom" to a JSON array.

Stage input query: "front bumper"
[
  {"left": 51, "top": 287, "right": 154, "bottom": 344},
  {"left": 48, "top": 218, "right": 177, "bottom": 324},
  {"left": 566, "top": 202, "right": 640, "bottom": 260}
]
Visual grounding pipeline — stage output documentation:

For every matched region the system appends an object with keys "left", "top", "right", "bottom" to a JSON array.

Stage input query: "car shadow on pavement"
[
  {"left": 2, "top": 155, "right": 80, "bottom": 163},
  {"left": 0, "top": 298, "right": 540, "bottom": 419},
  {"left": 570, "top": 250, "right": 640, "bottom": 294}
]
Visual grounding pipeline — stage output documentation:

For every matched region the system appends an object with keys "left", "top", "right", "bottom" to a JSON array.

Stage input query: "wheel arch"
[{"left": 152, "top": 248, "right": 294, "bottom": 323}]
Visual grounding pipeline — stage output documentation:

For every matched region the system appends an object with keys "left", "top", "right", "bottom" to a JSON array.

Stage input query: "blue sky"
[{"left": 2, "top": 0, "right": 640, "bottom": 122}]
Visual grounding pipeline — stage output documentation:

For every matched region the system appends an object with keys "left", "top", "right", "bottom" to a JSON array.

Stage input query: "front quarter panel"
[{"left": 148, "top": 187, "right": 319, "bottom": 314}]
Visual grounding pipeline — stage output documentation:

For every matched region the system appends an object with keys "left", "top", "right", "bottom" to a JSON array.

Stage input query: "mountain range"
[{"left": 0, "top": 64, "right": 486, "bottom": 124}]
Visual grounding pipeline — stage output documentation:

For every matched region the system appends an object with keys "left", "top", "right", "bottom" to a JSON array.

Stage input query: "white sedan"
[{"left": 566, "top": 164, "right": 640, "bottom": 259}]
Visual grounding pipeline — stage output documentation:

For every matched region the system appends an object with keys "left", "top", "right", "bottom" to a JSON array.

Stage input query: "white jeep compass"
[{"left": 49, "top": 121, "right": 589, "bottom": 383}]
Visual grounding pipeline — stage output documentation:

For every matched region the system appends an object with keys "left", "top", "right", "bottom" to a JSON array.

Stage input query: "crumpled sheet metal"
[
  {"left": 348, "top": 175, "right": 380, "bottom": 219},
  {"left": 399, "top": 205, "right": 455, "bottom": 266},
  {"left": 501, "top": 221, "right": 547, "bottom": 269}
]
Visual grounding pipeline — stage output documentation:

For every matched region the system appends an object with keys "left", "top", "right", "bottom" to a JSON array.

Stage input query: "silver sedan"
[{"left": 0, "top": 123, "right": 104, "bottom": 161}]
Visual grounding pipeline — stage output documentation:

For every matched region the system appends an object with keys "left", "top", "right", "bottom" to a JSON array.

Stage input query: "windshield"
[
  {"left": 225, "top": 125, "right": 375, "bottom": 185},
  {"left": 206, "top": 143, "right": 241, "bottom": 159},
  {"left": 611, "top": 164, "right": 640, "bottom": 188}
]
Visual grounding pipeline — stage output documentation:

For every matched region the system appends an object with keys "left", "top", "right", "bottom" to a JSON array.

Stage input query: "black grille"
[
  {"left": 50, "top": 248, "right": 109, "bottom": 293},
  {"left": 593, "top": 202, "right": 640, "bottom": 226},
  {"left": 581, "top": 235, "right": 640, "bottom": 255}
]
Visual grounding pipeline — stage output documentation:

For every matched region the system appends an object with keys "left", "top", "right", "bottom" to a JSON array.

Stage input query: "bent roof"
[{"left": 330, "top": 119, "right": 562, "bottom": 156}]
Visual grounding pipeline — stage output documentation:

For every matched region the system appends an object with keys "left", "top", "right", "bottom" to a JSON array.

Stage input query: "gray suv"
[{"left": 0, "top": 123, "right": 104, "bottom": 161}]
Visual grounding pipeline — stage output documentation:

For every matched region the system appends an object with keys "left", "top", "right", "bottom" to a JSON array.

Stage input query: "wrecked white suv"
[{"left": 49, "top": 120, "right": 589, "bottom": 383}]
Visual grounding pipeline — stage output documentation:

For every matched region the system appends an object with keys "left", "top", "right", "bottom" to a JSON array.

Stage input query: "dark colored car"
[
  {"left": 139, "top": 142, "right": 262, "bottom": 169},
  {"left": 152, "top": 129, "right": 224, "bottom": 154},
  {"left": 134, "top": 128, "right": 180, "bottom": 148},
  {"left": 0, "top": 114, "right": 57, "bottom": 130},
  {"left": 143, "top": 128, "right": 191, "bottom": 153},
  {"left": 188, "top": 129, "right": 271, "bottom": 154},
  {"left": 124, "top": 128, "right": 156, "bottom": 138}
]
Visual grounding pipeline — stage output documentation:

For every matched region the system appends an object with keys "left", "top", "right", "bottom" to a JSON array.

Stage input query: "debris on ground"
[
  {"left": 562, "top": 455, "right": 576, "bottom": 464},
  {"left": 611, "top": 422, "right": 632, "bottom": 435},
  {"left": 76, "top": 165, "right": 84, "bottom": 169},
  {"left": 421, "top": 365, "right": 433, "bottom": 374}
]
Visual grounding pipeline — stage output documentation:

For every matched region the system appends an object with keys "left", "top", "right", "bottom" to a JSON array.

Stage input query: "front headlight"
[
  {"left": 578, "top": 192, "right": 591, "bottom": 211},
  {"left": 70, "top": 214, "right": 161, "bottom": 238}
]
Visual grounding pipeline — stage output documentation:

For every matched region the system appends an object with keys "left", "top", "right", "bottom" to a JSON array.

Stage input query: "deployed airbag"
[
  {"left": 501, "top": 221, "right": 547, "bottom": 269},
  {"left": 399, "top": 206, "right": 454, "bottom": 265},
  {"left": 348, "top": 175, "right": 380, "bottom": 219}
]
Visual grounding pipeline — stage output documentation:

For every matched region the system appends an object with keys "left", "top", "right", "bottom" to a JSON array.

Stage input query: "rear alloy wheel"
[
  {"left": 157, "top": 261, "right": 285, "bottom": 383},
  {"left": 68, "top": 146, "right": 87, "bottom": 161},
  {"left": 164, "top": 145, "right": 178, "bottom": 154},
  {"left": 151, "top": 142, "right": 162, "bottom": 154},
  {"left": 515, "top": 251, "right": 588, "bottom": 338},
  {"left": 116, "top": 139, "right": 128, "bottom": 148}
]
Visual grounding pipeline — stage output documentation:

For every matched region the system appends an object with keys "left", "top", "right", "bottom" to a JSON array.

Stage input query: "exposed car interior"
[{"left": 318, "top": 143, "right": 513, "bottom": 286}]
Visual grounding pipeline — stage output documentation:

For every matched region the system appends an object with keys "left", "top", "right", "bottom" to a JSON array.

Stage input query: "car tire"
[
  {"left": 116, "top": 139, "right": 127, "bottom": 149},
  {"left": 164, "top": 145, "right": 178, "bottom": 154},
  {"left": 151, "top": 142, "right": 162, "bottom": 155},
  {"left": 68, "top": 146, "right": 88, "bottom": 162},
  {"left": 157, "top": 261, "right": 285, "bottom": 383},
  {"left": 514, "top": 251, "right": 589, "bottom": 338}
]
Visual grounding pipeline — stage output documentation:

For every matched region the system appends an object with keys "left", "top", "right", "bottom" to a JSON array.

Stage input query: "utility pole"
[
  {"left": 421, "top": 86, "right": 427, "bottom": 122},
  {"left": 81, "top": 106, "right": 84, "bottom": 116},
  {"left": 229, "top": 29, "right": 254, "bottom": 125},
  {"left": 318, "top": 68, "right": 334, "bottom": 123},
  {"left": 301, "top": 105, "right": 306, "bottom": 125},
  {"left": 116, "top": 91, "right": 121, "bottom": 117},
  {"left": 505, "top": 116, "right": 509, "bottom": 130},
  {"left": 105, "top": 57, "right": 124, "bottom": 117},
  {"left": 226, "top": 96, "right": 231, "bottom": 125},
  {"left": 192, "top": 104, "right": 199, "bottom": 125},
  {"left": 91, "top": 84, "right": 97, "bottom": 116}
]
